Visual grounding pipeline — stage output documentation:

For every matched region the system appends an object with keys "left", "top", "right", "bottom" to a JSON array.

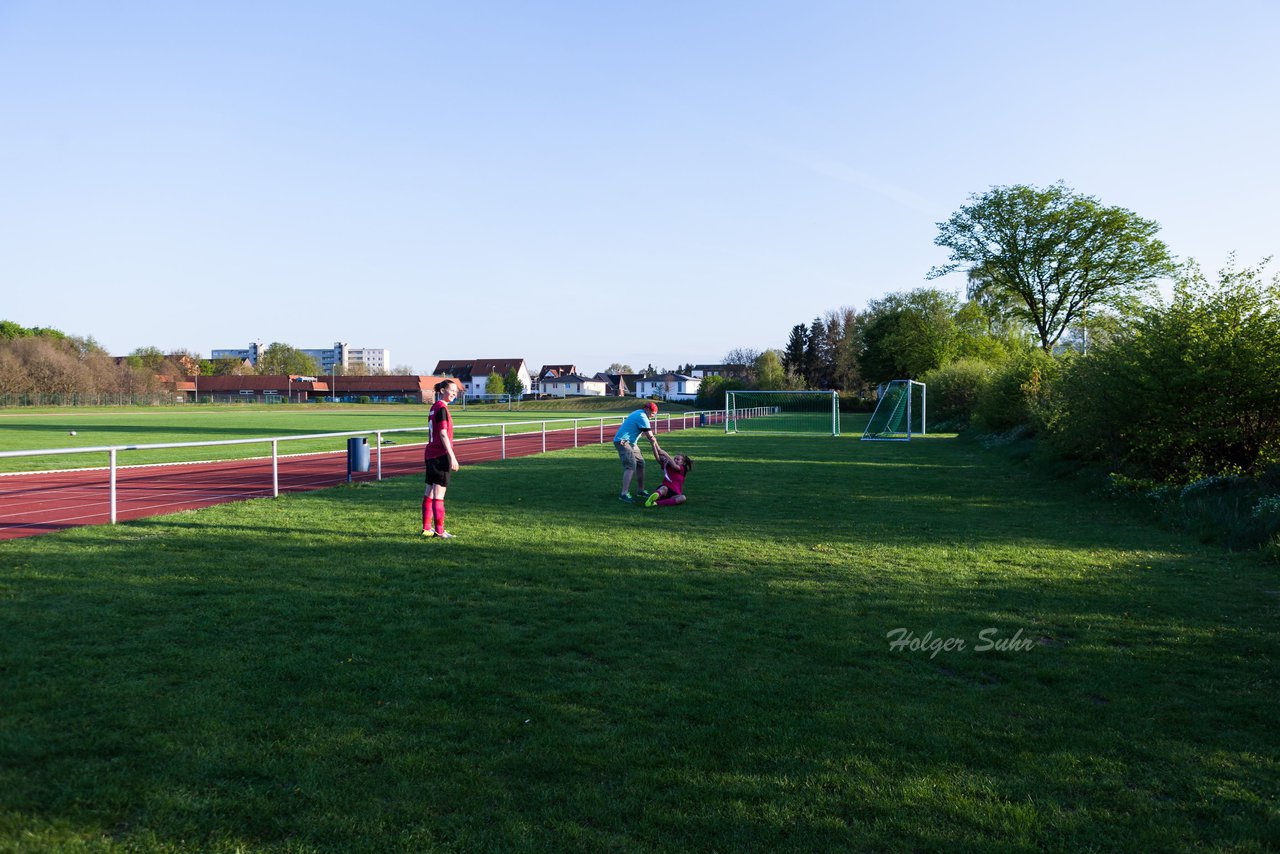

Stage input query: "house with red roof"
[{"left": 433, "top": 359, "right": 532, "bottom": 398}]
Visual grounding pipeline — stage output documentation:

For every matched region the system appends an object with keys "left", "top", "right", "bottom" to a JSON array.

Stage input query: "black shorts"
[{"left": 425, "top": 454, "right": 453, "bottom": 487}]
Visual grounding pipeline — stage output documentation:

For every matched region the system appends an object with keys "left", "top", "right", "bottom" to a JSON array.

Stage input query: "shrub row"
[{"left": 919, "top": 258, "right": 1280, "bottom": 554}]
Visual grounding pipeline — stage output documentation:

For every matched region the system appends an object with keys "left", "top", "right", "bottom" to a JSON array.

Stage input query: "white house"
[
  {"left": 542, "top": 373, "right": 608, "bottom": 397},
  {"left": 433, "top": 359, "right": 533, "bottom": 398},
  {"left": 634, "top": 373, "right": 700, "bottom": 401}
]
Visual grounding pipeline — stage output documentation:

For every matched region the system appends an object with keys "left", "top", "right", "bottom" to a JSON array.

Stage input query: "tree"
[
  {"left": 128, "top": 346, "right": 166, "bottom": 372},
  {"left": 803, "top": 317, "right": 828, "bottom": 387},
  {"left": 930, "top": 183, "right": 1176, "bottom": 351},
  {"left": 781, "top": 323, "right": 808, "bottom": 376},
  {"left": 858, "top": 289, "right": 963, "bottom": 383},
  {"left": 257, "top": 343, "right": 321, "bottom": 376},
  {"left": 824, "top": 307, "right": 865, "bottom": 393},
  {"left": 392, "top": 364, "right": 416, "bottom": 375},
  {"left": 210, "top": 356, "right": 254, "bottom": 376},
  {"left": 503, "top": 367, "right": 523, "bottom": 397},
  {"left": 753, "top": 349, "right": 787, "bottom": 389},
  {"left": 485, "top": 371, "right": 505, "bottom": 396},
  {"left": 722, "top": 347, "right": 760, "bottom": 369},
  {"left": 606, "top": 362, "right": 633, "bottom": 374}
]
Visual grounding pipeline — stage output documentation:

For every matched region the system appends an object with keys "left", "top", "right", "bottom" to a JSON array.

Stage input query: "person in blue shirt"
[{"left": 612, "top": 401, "right": 663, "bottom": 503}]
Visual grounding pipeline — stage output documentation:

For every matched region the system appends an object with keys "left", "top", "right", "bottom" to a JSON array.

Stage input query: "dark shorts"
[{"left": 425, "top": 454, "right": 453, "bottom": 487}]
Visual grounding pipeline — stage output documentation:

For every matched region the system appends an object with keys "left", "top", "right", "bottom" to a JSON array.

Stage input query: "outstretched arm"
[{"left": 646, "top": 430, "right": 662, "bottom": 462}]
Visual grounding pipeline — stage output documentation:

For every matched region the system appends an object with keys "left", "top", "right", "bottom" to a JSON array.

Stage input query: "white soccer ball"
[{"left": 69, "top": 431, "right": 77, "bottom": 436}]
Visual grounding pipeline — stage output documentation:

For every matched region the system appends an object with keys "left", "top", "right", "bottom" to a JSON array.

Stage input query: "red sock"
[
  {"left": 433, "top": 499, "right": 446, "bottom": 534},
  {"left": 422, "top": 497, "right": 433, "bottom": 531},
  {"left": 657, "top": 496, "right": 681, "bottom": 507}
]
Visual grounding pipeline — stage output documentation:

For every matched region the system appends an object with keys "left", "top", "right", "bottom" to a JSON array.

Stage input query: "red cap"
[{"left": 644, "top": 401, "right": 658, "bottom": 413}]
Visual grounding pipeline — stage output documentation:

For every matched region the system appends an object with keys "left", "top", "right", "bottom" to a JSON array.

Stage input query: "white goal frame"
[
  {"left": 725, "top": 390, "right": 840, "bottom": 436},
  {"left": 861, "top": 380, "right": 926, "bottom": 441}
]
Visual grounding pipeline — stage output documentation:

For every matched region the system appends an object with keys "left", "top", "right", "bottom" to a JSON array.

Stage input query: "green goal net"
[
  {"left": 726, "top": 390, "right": 839, "bottom": 436},
  {"left": 862, "top": 380, "right": 926, "bottom": 441}
]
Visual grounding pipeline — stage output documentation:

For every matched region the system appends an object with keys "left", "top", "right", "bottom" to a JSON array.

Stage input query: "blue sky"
[{"left": 2, "top": 1, "right": 1276, "bottom": 374}]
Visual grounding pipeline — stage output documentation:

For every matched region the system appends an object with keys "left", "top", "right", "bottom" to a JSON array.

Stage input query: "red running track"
[{"left": 0, "top": 417, "right": 718, "bottom": 541}]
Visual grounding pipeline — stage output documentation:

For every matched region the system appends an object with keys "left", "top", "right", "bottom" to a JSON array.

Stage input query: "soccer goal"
[
  {"left": 725, "top": 390, "right": 840, "bottom": 436},
  {"left": 862, "top": 380, "right": 926, "bottom": 441}
]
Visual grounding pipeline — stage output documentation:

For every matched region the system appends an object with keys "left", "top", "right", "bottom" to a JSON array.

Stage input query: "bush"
[
  {"left": 1039, "top": 257, "right": 1280, "bottom": 482},
  {"left": 356, "top": 395, "right": 372, "bottom": 405},
  {"left": 694, "top": 376, "right": 745, "bottom": 409},
  {"left": 919, "top": 358, "right": 995, "bottom": 426},
  {"left": 971, "top": 349, "right": 1061, "bottom": 433},
  {"left": 1166, "top": 476, "right": 1280, "bottom": 554}
]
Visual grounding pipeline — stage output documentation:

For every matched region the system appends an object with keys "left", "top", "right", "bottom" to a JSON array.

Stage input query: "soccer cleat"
[
  {"left": 435, "top": 530, "right": 455, "bottom": 539},
  {"left": 645, "top": 492, "right": 659, "bottom": 507},
  {"left": 422, "top": 529, "right": 435, "bottom": 538},
  {"left": 618, "top": 493, "right": 634, "bottom": 503},
  {"left": 636, "top": 490, "right": 652, "bottom": 498}
]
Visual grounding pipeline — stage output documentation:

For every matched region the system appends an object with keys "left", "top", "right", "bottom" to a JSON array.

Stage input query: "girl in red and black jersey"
[{"left": 422, "top": 380, "right": 460, "bottom": 538}]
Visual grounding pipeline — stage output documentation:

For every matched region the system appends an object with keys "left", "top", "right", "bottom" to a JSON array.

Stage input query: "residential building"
[
  {"left": 541, "top": 373, "right": 608, "bottom": 397},
  {"left": 690, "top": 364, "right": 749, "bottom": 380},
  {"left": 606, "top": 373, "right": 642, "bottom": 396},
  {"left": 302, "top": 343, "right": 391, "bottom": 374},
  {"left": 634, "top": 373, "right": 701, "bottom": 401},
  {"left": 532, "top": 364, "right": 576, "bottom": 396},
  {"left": 433, "top": 359, "right": 532, "bottom": 398},
  {"left": 210, "top": 342, "right": 390, "bottom": 373},
  {"left": 212, "top": 342, "right": 266, "bottom": 365}
]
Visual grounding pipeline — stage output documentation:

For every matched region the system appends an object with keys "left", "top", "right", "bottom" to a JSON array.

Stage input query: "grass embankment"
[{"left": 1, "top": 430, "right": 1276, "bottom": 851}]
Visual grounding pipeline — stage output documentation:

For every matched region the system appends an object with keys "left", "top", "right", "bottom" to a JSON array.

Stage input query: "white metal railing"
[{"left": 0, "top": 410, "right": 731, "bottom": 525}]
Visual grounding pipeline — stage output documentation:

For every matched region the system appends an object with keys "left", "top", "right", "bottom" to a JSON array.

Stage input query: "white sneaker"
[{"left": 435, "top": 530, "right": 455, "bottom": 539}]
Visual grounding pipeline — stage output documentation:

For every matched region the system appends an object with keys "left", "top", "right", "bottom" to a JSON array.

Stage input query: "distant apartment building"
[
  {"left": 303, "top": 343, "right": 390, "bottom": 374},
  {"left": 212, "top": 342, "right": 266, "bottom": 365},
  {"left": 211, "top": 342, "right": 390, "bottom": 373}
]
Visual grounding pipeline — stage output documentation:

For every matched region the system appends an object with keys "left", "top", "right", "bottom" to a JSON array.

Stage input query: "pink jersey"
[
  {"left": 424, "top": 400, "right": 453, "bottom": 460},
  {"left": 662, "top": 460, "right": 687, "bottom": 495}
]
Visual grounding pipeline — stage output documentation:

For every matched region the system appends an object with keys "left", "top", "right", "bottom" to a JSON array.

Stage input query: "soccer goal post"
[
  {"left": 861, "top": 380, "right": 926, "bottom": 441},
  {"left": 725, "top": 390, "right": 840, "bottom": 436}
]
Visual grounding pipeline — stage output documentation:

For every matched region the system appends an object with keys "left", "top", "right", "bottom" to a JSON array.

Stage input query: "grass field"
[
  {"left": 1, "top": 425, "right": 1277, "bottom": 851},
  {"left": 0, "top": 403, "right": 699, "bottom": 473}
]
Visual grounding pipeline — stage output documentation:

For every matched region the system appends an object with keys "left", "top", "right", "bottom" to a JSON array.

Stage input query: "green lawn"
[
  {"left": 1, "top": 429, "right": 1276, "bottom": 851},
  {"left": 0, "top": 404, "right": 691, "bottom": 472}
]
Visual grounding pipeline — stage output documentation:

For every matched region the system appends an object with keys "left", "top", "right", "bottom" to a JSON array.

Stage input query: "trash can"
[
  {"left": 699, "top": 413, "right": 708, "bottom": 427},
  {"left": 347, "top": 436, "right": 370, "bottom": 481}
]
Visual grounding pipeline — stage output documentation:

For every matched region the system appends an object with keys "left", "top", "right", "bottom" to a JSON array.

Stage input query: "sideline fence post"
[
  {"left": 542, "top": 422, "right": 546, "bottom": 454},
  {"left": 376, "top": 432, "right": 383, "bottom": 480},
  {"left": 501, "top": 425, "right": 506, "bottom": 460},
  {"left": 109, "top": 449, "right": 117, "bottom": 524},
  {"left": 573, "top": 418, "right": 578, "bottom": 448},
  {"left": 599, "top": 418, "right": 604, "bottom": 443},
  {"left": 272, "top": 439, "right": 279, "bottom": 497}
]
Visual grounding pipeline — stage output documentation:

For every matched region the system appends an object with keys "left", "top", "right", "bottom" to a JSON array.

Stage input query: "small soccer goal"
[
  {"left": 862, "top": 380, "right": 926, "bottom": 441},
  {"left": 725, "top": 390, "right": 840, "bottom": 436}
]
